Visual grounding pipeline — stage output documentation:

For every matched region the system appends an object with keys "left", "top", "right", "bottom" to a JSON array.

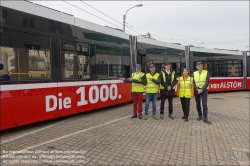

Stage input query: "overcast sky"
[{"left": 32, "top": 0, "right": 249, "bottom": 51}]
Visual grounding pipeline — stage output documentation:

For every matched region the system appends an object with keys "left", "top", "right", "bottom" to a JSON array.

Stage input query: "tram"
[{"left": 0, "top": 0, "right": 249, "bottom": 130}]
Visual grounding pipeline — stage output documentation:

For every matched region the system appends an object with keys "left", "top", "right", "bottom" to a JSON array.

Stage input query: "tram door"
[
  {"left": 146, "top": 54, "right": 164, "bottom": 73},
  {"left": 165, "top": 54, "right": 185, "bottom": 77},
  {"left": 77, "top": 43, "right": 90, "bottom": 80}
]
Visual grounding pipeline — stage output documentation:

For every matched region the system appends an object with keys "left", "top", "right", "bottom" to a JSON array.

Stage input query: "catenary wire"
[
  {"left": 79, "top": 1, "right": 143, "bottom": 36},
  {"left": 128, "top": 24, "right": 249, "bottom": 41},
  {"left": 63, "top": 0, "right": 137, "bottom": 35}
]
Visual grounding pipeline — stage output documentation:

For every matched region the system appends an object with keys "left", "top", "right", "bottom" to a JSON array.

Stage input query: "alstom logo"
[{"left": 209, "top": 82, "right": 242, "bottom": 89}]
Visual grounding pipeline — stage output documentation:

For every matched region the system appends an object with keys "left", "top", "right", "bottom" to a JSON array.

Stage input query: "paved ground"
[{"left": 0, "top": 91, "right": 249, "bottom": 166}]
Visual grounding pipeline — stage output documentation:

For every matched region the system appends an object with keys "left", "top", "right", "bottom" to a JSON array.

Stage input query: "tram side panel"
[
  {"left": 56, "top": 80, "right": 130, "bottom": 116},
  {"left": 0, "top": 84, "right": 59, "bottom": 130},
  {"left": 208, "top": 77, "right": 244, "bottom": 92},
  {"left": 247, "top": 55, "right": 250, "bottom": 90},
  {"left": 0, "top": 81, "right": 131, "bottom": 130},
  {"left": 247, "top": 77, "right": 250, "bottom": 90}
]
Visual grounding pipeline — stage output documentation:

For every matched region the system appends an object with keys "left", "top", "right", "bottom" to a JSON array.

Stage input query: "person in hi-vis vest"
[
  {"left": 144, "top": 64, "right": 161, "bottom": 120},
  {"left": 159, "top": 62, "right": 177, "bottom": 120},
  {"left": 177, "top": 68, "right": 194, "bottom": 122},
  {"left": 192, "top": 62, "right": 211, "bottom": 124},
  {"left": 119, "top": 64, "right": 146, "bottom": 119}
]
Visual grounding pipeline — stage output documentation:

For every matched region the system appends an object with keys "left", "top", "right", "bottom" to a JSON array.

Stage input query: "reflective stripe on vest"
[
  {"left": 131, "top": 72, "right": 145, "bottom": 92},
  {"left": 193, "top": 70, "right": 208, "bottom": 89},
  {"left": 146, "top": 73, "right": 160, "bottom": 93},
  {"left": 160, "top": 71, "right": 175, "bottom": 89},
  {"left": 178, "top": 76, "right": 193, "bottom": 98}
]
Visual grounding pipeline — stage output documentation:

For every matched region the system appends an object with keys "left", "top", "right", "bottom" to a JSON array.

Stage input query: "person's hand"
[
  {"left": 198, "top": 89, "right": 202, "bottom": 94},
  {"left": 138, "top": 79, "right": 142, "bottom": 82},
  {"left": 167, "top": 86, "right": 171, "bottom": 91},
  {"left": 119, "top": 78, "right": 124, "bottom": 81},
  {"left": 128, "top": 78, "right": 133, "bottom": 81}
]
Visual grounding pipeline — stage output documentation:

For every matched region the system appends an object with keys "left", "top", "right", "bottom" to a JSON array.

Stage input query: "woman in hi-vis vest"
[{"left": 177, "top": 68, "right": 194, "bottom": 122}]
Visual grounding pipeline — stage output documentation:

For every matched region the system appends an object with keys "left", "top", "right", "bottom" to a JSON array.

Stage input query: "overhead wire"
[
  {"left": 79, "top": 1, "right": 143, "bottom": 36},
  {"left": 181, "top": 39, "right": 249, "bottom": 45},
  {"left": 129, "top": 25, "right": 249, "bottom": 49},
  {"left": 128, "top": 24, "right": 249, "bottom": 41},
  {"left": 79, "top": 1, "right": 121, "bottom": 26},
  {"left": 63, "top": 0, "right": 137, "bottom": 35}
]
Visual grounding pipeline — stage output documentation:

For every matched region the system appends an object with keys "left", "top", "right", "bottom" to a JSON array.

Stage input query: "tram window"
[
  {"left": 225, "top": 60, "right": 242, "bottom": 77},
  {"left": 95, "top": 45, "right": 121, "bottom": 80},
  {"left": 165, "top": 54, "right": 185, "bottom": 76},
  {"left": 62, "top": 52, "right": 78, "bottom": 79},
  {"left": 171, "top": 63, "right": 182, "bottom": 76},
  {"left": 61, "top": 42, "right": 77, "bottom": 80},
  {"left": 147, "top": 54, "right": 164, "bottom": 73},
  {"left": 78, "top": 43, "right": 91, "bottom": 80},
  {"left": 213, "top": 60, "right": 224, "bottom": 77},
  {"left": 0, "top": 47, "right": 51, "bottom": 82},
  {"left": 0, "top": 30, "right": 51, "bottom": 82},
  {"left": 192, "top": 60, "right": 242, "bottom": 77},
  {"left": 122, "top": 48, "right": 130, "bottom": 78}
]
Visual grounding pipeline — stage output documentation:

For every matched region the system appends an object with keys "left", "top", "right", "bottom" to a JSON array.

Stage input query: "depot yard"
[{"left": 0, "top": 91, "right": 249, "bottom": 166}]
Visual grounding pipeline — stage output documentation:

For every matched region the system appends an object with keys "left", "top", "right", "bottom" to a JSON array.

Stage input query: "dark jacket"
[
  {"left": 123, "top": 72, "right": 146, "bottom": 94},
  {"left": 160, "top": 70, "right": 177, "bottom": 96},
  {"left": 143, "top": 72, "right": 161, "bottom": 94}
]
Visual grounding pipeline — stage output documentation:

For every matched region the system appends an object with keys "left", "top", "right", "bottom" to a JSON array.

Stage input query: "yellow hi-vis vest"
[
  {"left": 193, "top": 70, "right": 208, "bottom": 89},
  {"left": 160, "top": 71, "right": 176, "bottom": 89},
  {"left": 131, "top": 72, "right": 145, "bottom": 92},
  {"left": 178, "top": 76, "right": 193, "bottom": 98},
  {"left": 146, "top": 73, "right": 160, "bottom": 93}
]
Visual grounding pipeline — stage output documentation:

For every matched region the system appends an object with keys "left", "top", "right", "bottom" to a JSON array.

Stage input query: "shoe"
[
  {"left": 131, "top": 114, "right": 137, "bottom": 118},
  {"left": 203, "top": 119, "right": 211, "bottom": 124},
  {"left": 152, "top": 115, "right": 159, "bottom": 120},
  {"left": 185, "top": 117, "right": 188, "bottom": 122},
  {"left": 138, "top": 114, "right": 142, "bottom": 119},
  {"left": 160, "top": 114, "right": 164, "bottom": 120},
  {"left": 181, "top": 116, "right": 185, "bottom": 119},
  {"left": 197, "top": 116, "right": 202, "bottom": 121},
  {"left": 144, "top": 115, "right": 148, "bottom": 120},
  {"left": 169, "top": 114, "right": 175, "bottom": 120}
]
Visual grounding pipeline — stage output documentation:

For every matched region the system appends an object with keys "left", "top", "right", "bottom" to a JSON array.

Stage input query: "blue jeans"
[{"left": 145, "top": 93, "right": 158, "bottom": 115}]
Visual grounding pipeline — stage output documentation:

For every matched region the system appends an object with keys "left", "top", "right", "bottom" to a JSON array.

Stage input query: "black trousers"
[
  {"left": 160, "top": 95, "right": 173, "bottom": 115},
  {"left": 180, "top": 97, "right": 190, "bottom": 117},
  {"left": 194, "top": 90, "right": 208, "bottom": 119}
]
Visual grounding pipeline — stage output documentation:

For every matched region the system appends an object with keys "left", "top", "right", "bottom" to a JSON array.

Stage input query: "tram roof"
[
  {"left": 190, "top": 47, "right": 242, "bottom": 56},
  {"left": 1, "top": 0, "right": 129, "bottom": 40},
  {"left": 137, "top": 36, "right": 185, "bottom": 50}
]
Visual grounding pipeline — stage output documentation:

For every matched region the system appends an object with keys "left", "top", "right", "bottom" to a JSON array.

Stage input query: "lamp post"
[{"left": 123, "top": 3, "right": 143, "bottom": 32}]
